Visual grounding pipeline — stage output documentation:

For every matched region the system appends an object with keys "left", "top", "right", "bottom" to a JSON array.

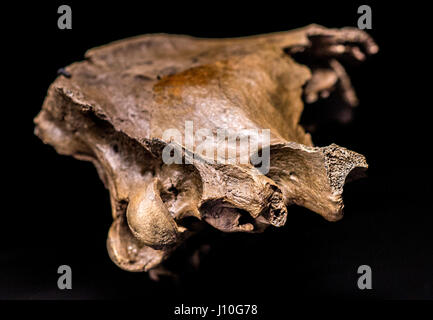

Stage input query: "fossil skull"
[{"left": 34, "top": 25, "right": 377, "bottom": 272}]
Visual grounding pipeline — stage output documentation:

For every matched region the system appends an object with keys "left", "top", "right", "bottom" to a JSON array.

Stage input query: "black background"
[{"left": 1, "top": 0, "right": 432, "bottom": 304}]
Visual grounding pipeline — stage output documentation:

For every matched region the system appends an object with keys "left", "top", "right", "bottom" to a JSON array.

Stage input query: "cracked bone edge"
[{"left": 261, "top": 142, "right": 368, "bottom": 221}]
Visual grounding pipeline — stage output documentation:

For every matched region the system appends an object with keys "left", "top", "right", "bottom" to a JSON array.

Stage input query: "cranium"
[{"left": 34, "top": 24, "right": 377, "bottom": 273}]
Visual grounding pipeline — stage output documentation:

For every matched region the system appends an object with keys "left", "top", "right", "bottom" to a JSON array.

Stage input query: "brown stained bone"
[{"left": 34, "top": 24, "right": 377, "bottom": 273}]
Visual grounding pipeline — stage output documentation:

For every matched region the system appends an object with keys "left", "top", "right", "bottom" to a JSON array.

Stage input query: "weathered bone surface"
[{"left": 34, "top": 25, "right": 377, "bottom": 272}]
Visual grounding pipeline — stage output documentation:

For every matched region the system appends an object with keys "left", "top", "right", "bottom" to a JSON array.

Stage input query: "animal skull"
[{"left": 34, "top": 24, "right": 377, "bottom": 272}]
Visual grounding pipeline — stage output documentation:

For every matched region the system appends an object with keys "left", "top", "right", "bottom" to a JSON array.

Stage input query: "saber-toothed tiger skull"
[{"left": 34, "top": 25, "right": 377, "bottom": 273}]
